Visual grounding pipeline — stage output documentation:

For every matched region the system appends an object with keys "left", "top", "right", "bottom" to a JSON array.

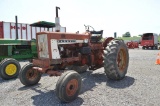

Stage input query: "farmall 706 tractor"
[{"left": 19, "top": 7, "right": 129, "bottom": 102}]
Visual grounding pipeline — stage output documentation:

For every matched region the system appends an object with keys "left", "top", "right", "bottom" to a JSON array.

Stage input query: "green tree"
[
  {"left": 138, "top": 34, "right": 143, "bottom": 37},
  {"left": 122, "top": 32, "right": 131, "bottom": 37}
]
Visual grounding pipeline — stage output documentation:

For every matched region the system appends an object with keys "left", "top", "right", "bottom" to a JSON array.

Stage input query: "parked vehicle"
[
  {"left": 19, "top": 7, "right": 129, "bottom": 103},
  {"left": 0, "top": 39, "right": 37, "bottom": 80},
  {"left": 141, "top": 33, "right": 158, "bottom": 49},
  {"left": 126, "top": 41, "right": 139, "bottom": 49}
]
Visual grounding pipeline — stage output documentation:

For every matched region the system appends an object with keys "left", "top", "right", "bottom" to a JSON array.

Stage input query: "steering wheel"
[{"left": 84, "top": 25, "right": 95, "bottom": 32}]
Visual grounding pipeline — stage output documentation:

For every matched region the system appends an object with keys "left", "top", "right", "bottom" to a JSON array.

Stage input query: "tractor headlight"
[{"left": 84, "top": 39, "right": 89, "bottom": 43}]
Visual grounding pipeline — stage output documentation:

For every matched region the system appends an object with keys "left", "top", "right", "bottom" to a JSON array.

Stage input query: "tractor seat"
[
  {"left": 90, "top": 30, "right": 103, "bottom": 42},
  {"left": 90, "top": 30, "right": 103, "bottom": 35}
]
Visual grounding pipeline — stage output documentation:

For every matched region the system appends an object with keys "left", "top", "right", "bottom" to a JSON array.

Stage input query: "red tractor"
[
  {"left": 19, "top": 7, "right": 129, "bottom": 103},
  {"left": 19, "top": 25, "right": 129, "bottom": 102}
]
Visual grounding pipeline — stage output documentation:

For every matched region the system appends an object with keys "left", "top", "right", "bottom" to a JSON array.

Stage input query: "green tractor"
[{"left": 0, "top": 39, "right": 37, "bottom": 80}]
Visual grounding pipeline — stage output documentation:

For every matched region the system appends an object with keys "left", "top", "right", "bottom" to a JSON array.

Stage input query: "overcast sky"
[{"left": 0, "top": 0, "right": 160, "bottom": 37}]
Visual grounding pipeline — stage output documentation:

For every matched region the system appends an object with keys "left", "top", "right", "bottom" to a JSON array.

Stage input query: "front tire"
[
  {"left": 0, "top": 58, "right": 20, "bottom": 80},
  {"left": 19, "top": 63, "right": 41, "bottom": 86},
  {"left": 56, "top": 71, "right": 82, "bottom": 102},
  {"left": 103, "top": 39, "right": 129, "bottom": 80}
]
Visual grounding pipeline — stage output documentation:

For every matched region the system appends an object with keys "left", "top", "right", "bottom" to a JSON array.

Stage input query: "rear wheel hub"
[{"left": 117, "top": 48, "right": 127, "bottom": 72}]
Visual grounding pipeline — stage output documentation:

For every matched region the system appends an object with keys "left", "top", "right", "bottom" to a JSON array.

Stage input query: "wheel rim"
[
  {"left": 66, "top": 79, "right": 78, "bottom": 96},
  {"left": 5, "top": 64, "right": 17, "bottom": 76},
  {"left": 117, "top": 48, "right": 127, "bottom": 72},
  {"left": 26, "top": 69, "right": 39, "bottom": 81}
]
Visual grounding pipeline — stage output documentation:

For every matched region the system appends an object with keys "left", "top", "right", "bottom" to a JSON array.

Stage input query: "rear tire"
[
  {"left": 0, "top": 58, "right": 20, "bottom": 80},
  {"left": 103, "top": 39, "right": 129, "bottom": 80},
  {"left": 56, "top": 71, "right": 82, "bottom": 102},
  {"left": 19, "top": 63, "right": 41, "bottom": 86}
]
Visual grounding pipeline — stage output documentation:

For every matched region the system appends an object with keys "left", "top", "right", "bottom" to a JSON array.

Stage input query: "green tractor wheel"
[{"left": 0, "top": 58, "right": 21, "bottom": 80}]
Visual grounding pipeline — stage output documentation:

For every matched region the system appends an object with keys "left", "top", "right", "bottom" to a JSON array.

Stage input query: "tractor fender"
[{"left": 103, "top": 37, "right": 114, "bottom": 48}]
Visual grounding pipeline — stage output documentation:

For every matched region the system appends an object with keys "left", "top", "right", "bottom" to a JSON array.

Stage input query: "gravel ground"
[{"left": 0, "top": 48, "right": 160, "bottom": 106}]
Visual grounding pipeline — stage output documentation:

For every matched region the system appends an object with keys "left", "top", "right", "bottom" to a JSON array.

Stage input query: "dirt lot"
[{"left": 0, "top": 49, "right": 160, "bottom": 106}]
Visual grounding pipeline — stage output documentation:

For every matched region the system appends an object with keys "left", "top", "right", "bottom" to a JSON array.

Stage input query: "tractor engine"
[{"left": 33, "top": 31, "right": 103, "bottom": 71}]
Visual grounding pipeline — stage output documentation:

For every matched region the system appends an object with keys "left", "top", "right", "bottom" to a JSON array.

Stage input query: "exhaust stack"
[
  {"left": 15, "top": 16, "right": 18, "bottom": 39},
  {"left": 55, "top": 6, "right": 60, "bottom": 32}
]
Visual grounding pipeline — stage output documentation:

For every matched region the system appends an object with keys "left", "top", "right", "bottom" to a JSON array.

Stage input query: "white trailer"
[{"left": 0, "top": 21, "right": 66, "bottom": 40}]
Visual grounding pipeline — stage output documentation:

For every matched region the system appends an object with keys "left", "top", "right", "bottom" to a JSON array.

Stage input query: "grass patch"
[{"left": 117, "top": 36, "right": 141, "bottom": 41}]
